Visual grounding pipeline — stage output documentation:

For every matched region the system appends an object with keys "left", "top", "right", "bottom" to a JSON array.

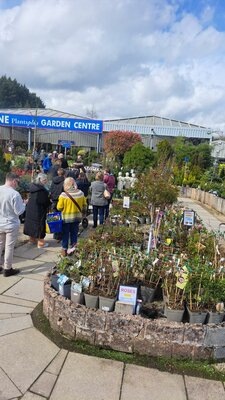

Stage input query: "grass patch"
[{"left": 32, "top": 301, "right": 225, "bottom": 381}]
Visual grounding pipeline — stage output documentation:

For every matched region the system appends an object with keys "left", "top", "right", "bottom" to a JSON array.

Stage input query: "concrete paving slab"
[
  {"left": 35, "top": 251, "right": 60, "bottom": 264},
  {"left": 14, "top": 244, "right": 46, "bottom": 260},
  {"left": 0, "top": 294, "right": 37, "bottom": 308},
  {"left": 31, "top": 262, "right": 55, "bottom": 276},
  {"left": 50, "top": 352, "right": 123, "bottom": 400},
  {"left": 121, "top": 365, "right": 186, "bottom": 400},
  {"left": 0, "top": 315, "right": 33, "bottom": 337},
  {"left": 0, "top": 327, "right": 58, "bottom": 393},
  {"left": 21, "top": 392, "right": 47, "bottom": 399},
  {"left": 0, "top": 276, "right": 22, "bottom": 294},
  {"left": 0, "top": 367, "right": 22, "bottom": 399},
  {"left": 0, "top": 303, "right": 33, "bottom": 314},
  {"left": 185, "top": 376, "right": 225, "bottom": 400},
  {"left": 12, "top": 257, "right": 45, "bottom": 273},
  {"left": 0, "top": 314, "right": 12, "bottom": 320},
  {"left": 30, "top": 371, "right": 57, "bottom": 398},
  {"left": 3, "top": 278, "right": 43, "bottom": 303},
  {"left": 46, "top": 349, "right": 68, "bottom": 375},
  {"left": 18, "top": 273, "right": 45, "bottom": 282}
]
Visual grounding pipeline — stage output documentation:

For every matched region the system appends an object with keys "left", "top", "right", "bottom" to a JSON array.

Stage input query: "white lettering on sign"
[
  {"left": 0, "top": 115, "right": 9, "bottom": 124},
  {"left": 41, "top": 119, "right": 71, "bottom": 129},
  {"left": 74, "top": 121, "right": 100, "bottom": 131}
]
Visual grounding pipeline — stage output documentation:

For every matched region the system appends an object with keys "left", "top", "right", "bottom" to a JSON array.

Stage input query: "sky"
[{"left": 0, "top": 0, "right": 225, "bottom": 130}]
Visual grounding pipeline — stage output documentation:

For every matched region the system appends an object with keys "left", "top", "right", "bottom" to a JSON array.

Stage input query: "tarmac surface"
[{"left": 1, "top": 197, "right": 225, "bottom": 399}]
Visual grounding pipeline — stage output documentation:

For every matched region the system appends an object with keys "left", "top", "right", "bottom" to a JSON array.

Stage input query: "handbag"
[
  {"left": 65, "top": 191, "right": 83, "bottom": 219},
  {"left": 104, "top": 189, "right": 111, "bottom": 200}
]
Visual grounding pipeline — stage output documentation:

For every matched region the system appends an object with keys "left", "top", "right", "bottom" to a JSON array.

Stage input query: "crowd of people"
[{"left": 0, "top": 151, "right": 116, "bottom": 276}]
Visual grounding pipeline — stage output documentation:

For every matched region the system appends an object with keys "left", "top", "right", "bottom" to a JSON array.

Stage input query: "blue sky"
[{"left": 0, "top": 0, "right": 225, "bottom": 130}]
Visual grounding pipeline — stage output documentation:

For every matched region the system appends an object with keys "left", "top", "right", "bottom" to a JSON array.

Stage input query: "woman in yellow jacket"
[{"left": 57, "top": 177, "right": 86, "bottom": 256}]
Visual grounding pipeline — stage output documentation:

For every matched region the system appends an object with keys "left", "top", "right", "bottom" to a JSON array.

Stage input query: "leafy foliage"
[
  {"left": 156, "top": 140, "right": 174, "bottom": 164},
  {"left": 0, "top": 147, "right": 11, "bottom": 184},
  {"left": 0, "top": 75, "right": 45, "bottom": 108},
  {"left": 104, "top": 130, "right": 141, "bottom": 161},
  {"left": 123, "top": 142, "right": 155, "bottom": 172},
  {"left": 135, "top": 165, "right": 179, "bottom": 219}
]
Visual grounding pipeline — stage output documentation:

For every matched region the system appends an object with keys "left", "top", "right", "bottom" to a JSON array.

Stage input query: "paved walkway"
[{"left": 1, "top": 199, "right": 225, "bottom": 399}]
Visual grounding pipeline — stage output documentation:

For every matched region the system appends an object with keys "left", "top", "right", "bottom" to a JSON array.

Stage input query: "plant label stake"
[{"left": 147, "top": 224, "right": 154, "bottom": 255}]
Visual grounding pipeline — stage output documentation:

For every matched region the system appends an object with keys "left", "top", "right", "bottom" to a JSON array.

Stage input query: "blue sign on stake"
[
  {"left": 0, "top": 113, "right": 103, "bottom": 134},
  {"left": 58, "top": 140, "right": 75, "bottom": 148}
]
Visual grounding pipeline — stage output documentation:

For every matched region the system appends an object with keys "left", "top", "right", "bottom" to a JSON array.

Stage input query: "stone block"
[
  {"left": 171, "top": 342, "right": 213, "bottom": 360},
  {"left": 75, "top": 326, "right": 96, "bottom": 344},
  {"left": 95, "top": 331, "right": 133, "bottom": 353},
  {"left": 205, "top": 326, "right": 225, "bottom": 346},
  {"left": 213, "top": 347, "right": 225, "bottom": 360},
  {"left": 85, "top": 308, "right": 107, "bottom": 330},
  {"left": 106, "top": 312, "right": 144, "bottom": 337},
  {"left": 133, "top": 338, "right": 172, "bottom": 357},
  {"left": 70, "top": 303, "right": 87, "bottom": 326},
  {"left": 62, "top": 317, "right": 76, "bottom": 338},
  {"left": 183, "top": 323, "right": 207, "bottom": 345},
  {"left": 114, "top": 301, "right": 134, "bottom": 315},
  {"left": 144, "top": 319, "right": 184, "bottom": 343}
]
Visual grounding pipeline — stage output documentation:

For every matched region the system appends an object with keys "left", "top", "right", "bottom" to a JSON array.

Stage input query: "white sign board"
[
  {"left": 118, "top": 285, "right": 137, "bottom": 305},
  {"left": 183, "top": 210, "right": 195, "bottom": 226},
  {"left": 123, "top": 196, "right": 130, "bottom": 209}
]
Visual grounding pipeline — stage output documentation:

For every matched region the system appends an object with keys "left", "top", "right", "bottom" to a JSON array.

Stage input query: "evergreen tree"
[{"left": 0, "top": 76, "right": 45, "bottom": 108}]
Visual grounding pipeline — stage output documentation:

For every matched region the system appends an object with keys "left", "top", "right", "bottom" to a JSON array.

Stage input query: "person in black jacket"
[
  {"left": 50, "top": 168, "right": 65, "bottom": 210},
  {"left": 23, "top": 173, "right": 51, "bottom": 248},
  {"left": 49, "top": 168, "right": 65, "bottom": 242},
  {"left": 58, "top": 153, "right": 68, "bottom": 169},
  {"left": 76, "top": 172, "right": 90, "bottom": 198}
]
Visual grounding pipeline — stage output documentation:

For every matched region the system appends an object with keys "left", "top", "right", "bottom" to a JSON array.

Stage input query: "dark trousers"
[
  {"left": 62, "top": 220, "right": 80, "bottom": 249},
  {"left": 105, "top": 193, "right": 113, "bottom": 219},
  {"left": 93, "top": 205, "right": 105, "bottom": 227}
]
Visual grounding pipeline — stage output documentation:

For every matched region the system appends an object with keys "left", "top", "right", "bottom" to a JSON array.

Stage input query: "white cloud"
[{"left": 0, "top": 0, "right": 225, "bottom": 131}]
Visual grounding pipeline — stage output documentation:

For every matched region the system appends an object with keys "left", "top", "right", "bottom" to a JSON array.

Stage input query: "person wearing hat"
[
  {"left": 43, "top": 153, "right": 52, "bottom": 174},
  {"left": 58, "top": 153, "right": 68, "bottom": 169}
]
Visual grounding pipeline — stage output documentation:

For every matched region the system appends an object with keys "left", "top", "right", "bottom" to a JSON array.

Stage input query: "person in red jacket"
[{"left": 103, "top": 168, "right": 115, "bottom": 219}]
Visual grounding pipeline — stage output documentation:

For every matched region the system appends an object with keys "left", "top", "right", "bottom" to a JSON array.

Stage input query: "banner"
[{"left": 0, "top": 112, "right": 103, "bottom": 134}]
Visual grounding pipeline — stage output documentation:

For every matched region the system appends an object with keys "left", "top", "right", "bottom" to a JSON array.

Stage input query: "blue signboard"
[
  {"left": 0, "top": 113, "right": 103, "bottom": 134},
  {"left": 58, "top": 140, "right": 75, "bottom": 148}
]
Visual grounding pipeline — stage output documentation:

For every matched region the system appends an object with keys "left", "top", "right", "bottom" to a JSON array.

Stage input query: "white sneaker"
[
  {"left": 67, "top": 246, "right": 76, "bottom": 255},
  {"left": 38, "top": 243, "right": 49, "bottom": 249}
]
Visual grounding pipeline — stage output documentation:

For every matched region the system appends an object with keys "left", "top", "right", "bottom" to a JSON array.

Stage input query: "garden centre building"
[{"left": 0, "top": 108, "right": 213, "bottom": 152}]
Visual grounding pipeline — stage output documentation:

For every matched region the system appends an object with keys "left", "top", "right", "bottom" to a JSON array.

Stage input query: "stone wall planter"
[
  {"left": 43, "top": 278, "right": 225, "bottom": 360},
  {"left": 84, "top": 293, "right": 99, "bottom": 309},
  {"left": 99, "top": 296, "right": 116, "bottom": 312}
]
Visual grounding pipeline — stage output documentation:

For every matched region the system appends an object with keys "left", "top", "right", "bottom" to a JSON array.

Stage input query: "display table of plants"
[{"left": 50, "top": 205, "right": 225, "bottom": 324}]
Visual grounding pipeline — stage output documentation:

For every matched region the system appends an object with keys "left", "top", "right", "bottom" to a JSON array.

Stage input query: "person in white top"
[{"left": 0, "top": 173, "right": 25, "bottom": 277}]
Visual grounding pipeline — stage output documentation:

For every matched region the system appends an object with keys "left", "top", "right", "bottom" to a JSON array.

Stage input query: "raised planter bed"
[{"left": 43, "top": 277, "right": 225, "bottom": 361}]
